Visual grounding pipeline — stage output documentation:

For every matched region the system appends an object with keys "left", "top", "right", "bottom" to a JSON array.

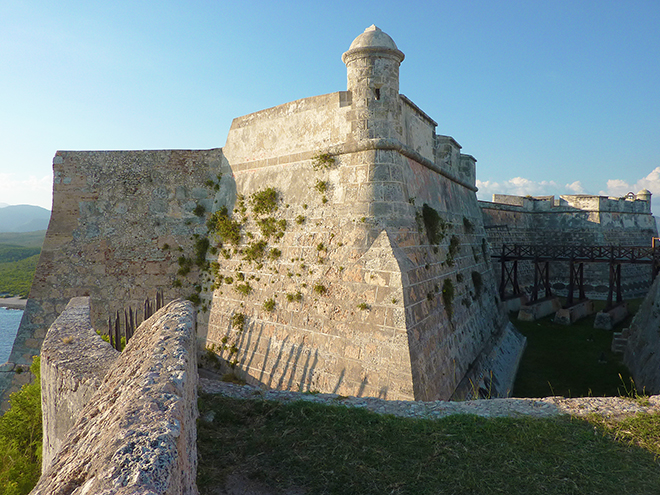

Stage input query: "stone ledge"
[
  {"left": 518, "top": 298, "right": 562, "bottom": 322},
  {"left": 594, "top": 303, "right": 629, "bottom": 330},
  {"left": 201, "top": 378, "right": 660, "bottom": 420}
]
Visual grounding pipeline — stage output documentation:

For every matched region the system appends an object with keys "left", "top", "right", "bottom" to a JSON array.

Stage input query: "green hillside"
[
  {"left": 0, "top": 232, "right": 44, "bottom": 297},
  {"left": 0, "top": 245, "right": 41, "bottom": 264},
  {"left": 0, "top": 254, "right": 40, "bottom": 298},
  {"left": 0, "top": 231, "right": 45, "bottom": 248}
]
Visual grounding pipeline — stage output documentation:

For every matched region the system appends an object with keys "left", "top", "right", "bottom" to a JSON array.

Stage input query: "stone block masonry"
[
  {"left": 40, "top": 296, "right": 118, "bottom": 472},
  {"left": 0, "top": 149, "right": 222, "bottom": 407},
  {"left": 199, "top": 25, "right": 525, "bottom": 401},
  {"left": 623, "top": 276, "right": 660, "bottom": 394},
  {"left": 31, "top": 299, "right": 198, "bottom": 494},
  {"left": 2, "top": 25, "right": 526, "bottom": 406}
]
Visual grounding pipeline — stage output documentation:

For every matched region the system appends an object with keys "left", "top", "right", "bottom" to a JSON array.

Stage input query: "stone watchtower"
[{"left": 342, "top": 25, "right": 405, "bottom": 141}]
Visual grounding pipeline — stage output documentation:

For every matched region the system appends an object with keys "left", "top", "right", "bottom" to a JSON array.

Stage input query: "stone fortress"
[
  {"left": 2, "top": 25, "right": 527, "bottom": 406},
  {"left": 5, "top": 24, "right": 660, "bottom": 493},
  {"left": 1, "top": 26, "right": 657, "bottom": 411}
]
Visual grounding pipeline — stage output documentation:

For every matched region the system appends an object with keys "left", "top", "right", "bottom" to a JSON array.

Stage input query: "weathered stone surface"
[
  {"left": 1, "top": 149, "right": 221, "bottom": 406},
  {"left": 594, "top": 303, "right": 629, "bottom": 330},
  {"left": 5, "top": 26, "right": 522, "bottom": 406},
  {"left": 40, "top": 296, "right": 118, "bottom": 472},
  {"left": 553, "top": 300, "right": 595, "bottom": 325},
  {"left": 31, "top": 299, "right": 198, "bottom": 495},
  {"left": 623, "top": 277, "right": 660, "bottom": 393},
  {"left": 518, "top": 298, "right": 562, "bottom": 321}
]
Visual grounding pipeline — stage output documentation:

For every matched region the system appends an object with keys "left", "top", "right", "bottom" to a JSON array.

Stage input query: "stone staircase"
[{"left": 611, "top": 328, "right": 631, "bottom": 354}]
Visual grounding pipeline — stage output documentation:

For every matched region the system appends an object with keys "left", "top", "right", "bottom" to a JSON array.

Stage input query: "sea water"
[{"left": 0, "top": 307, "right": 22, "bottom": 364}]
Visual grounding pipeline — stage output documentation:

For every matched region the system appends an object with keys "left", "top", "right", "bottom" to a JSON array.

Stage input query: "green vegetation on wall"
[
  {"left": 442, "top": 279, "right": 455, "bottom": 319},
  {"left": 421, "top": 203, "right": 448, "bottom": 245}
]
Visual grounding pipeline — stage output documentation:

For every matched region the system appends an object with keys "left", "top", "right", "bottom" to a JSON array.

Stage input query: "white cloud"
[
  {"left": 476, "top": 177, "right": 561, "bottom": 200},
  {"left": 0, "top": 173, "right": 52, "bottom": 209},
  {"left": 599, "top": 167, "right": 660, "bottom": 215},
  {"left": 565, "top": 181, "right": 584, "bottom": 193}
]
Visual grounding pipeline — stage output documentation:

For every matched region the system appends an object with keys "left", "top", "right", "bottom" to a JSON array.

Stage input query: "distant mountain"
[
  {"left": 0, "top": 205, "right": 51, "bottom": 233},
  {"left": 0, "top": 203, "right": 9, "bottom": 208}
]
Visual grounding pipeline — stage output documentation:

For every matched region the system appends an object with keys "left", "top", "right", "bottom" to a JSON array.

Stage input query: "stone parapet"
[
  {"left": 40, "top": 296, "right": 118, "bottom": 472},
  {"left": 31, "top": 299, "right": 199, "bottom": 495}
]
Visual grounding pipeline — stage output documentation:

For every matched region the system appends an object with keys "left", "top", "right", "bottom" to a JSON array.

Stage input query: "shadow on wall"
[{"left": 204, "top": 316, "right": 391, "bottom": 400}]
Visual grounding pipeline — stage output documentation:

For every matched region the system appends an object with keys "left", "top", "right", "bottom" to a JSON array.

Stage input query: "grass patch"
[
  {"left": 197, "top": 394, "right": 660, "bottom": 495},
  {"left": 421, "top": 203, "right": 448, "bottom": 245},
  {"left": 312, "top": 152, "right": 336, "bottom": 170},
  {"left": 512, "top": 299, "right": 640, "bottom": 398},
  {"left": 250, "top": 188, "right": 278, "bottom": 216}
]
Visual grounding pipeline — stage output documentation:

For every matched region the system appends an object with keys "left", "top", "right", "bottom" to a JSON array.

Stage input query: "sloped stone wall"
[
  {"left": 32, "top": 299, "right": 198, "bottom": 495},
  {"left": 201, "top": 90, "right": 524, "bottom": 401},
  {"left": 623, "top": 277, "right": 660, "bottom": 394}
]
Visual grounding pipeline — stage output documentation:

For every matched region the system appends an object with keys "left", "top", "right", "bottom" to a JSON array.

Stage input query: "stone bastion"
[{"left": 1, "top": 25, "right": 528, "bottom": 407}]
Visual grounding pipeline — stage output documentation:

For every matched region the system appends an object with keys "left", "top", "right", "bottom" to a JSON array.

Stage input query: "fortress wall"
[
  {"left": 222, "top": 91, "right": 353, "bottom": 164},
  {"left": 623, "top": 276, "right": 660, "bottom": 394},
  {"left": 203, "top": 147, "right": 416, "bottom": 400},
  {"left": 394, "top": 155, "right": 518, "bottom": 399},
  {"left": 32, "top": 299, "right": 198, "bottom": 495},
  {"left": 1, "top": 149, "right": 221, "bottom": 407},
  {"left": 400, "top": 95, "right": 436, "bottom": 162},
  {"left": 480, "top": 198, "right": 657, "bottom": 300},
  {"left": 202, "top": 96, "right": 524, "bottom": 400}
]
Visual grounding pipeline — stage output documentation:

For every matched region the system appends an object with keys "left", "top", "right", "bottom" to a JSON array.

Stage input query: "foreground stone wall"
[
  {"left": 480, "top": 194, "right": 657, "bottom": 300},
  {"left": 40, "top": 297, "right": 118, "bottom": 471},
  {"left": 623, "top": 276, "right": 660, "bottom": 394},
  {"left": 0, "top": 149, "right": 221, "bottom": 407},
  {"left": 32, "top": 299, "right": 198, "bottom": 495}
]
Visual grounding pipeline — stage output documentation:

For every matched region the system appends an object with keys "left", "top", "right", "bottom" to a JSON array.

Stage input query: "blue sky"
[{"left": 1, "top": 0, "right": 659, "bottom": 212}]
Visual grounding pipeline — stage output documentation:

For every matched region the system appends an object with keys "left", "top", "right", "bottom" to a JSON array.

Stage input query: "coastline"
[{"left": 0, "top": 297, "right": 27, "bottom": 310}]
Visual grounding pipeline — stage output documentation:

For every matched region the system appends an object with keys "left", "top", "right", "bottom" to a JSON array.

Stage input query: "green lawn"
[
  {"left": 512, "top": 299, "right": 641, "bottom": 398},
  {"left": 197, "top": 395, "right": 660, "bottom": 495}
]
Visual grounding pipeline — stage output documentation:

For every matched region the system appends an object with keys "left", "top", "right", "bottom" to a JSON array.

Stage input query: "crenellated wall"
[{"left": 480, "top": 193, "right": 657, "bottom": 300}]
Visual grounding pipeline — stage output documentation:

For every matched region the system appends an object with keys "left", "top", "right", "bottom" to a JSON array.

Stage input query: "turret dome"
[{"left": 342, "top": 25, "right": 404, "bottom": 64}]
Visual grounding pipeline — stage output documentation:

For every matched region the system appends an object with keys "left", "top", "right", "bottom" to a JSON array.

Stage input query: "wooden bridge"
[{"left": 494, "top": 243, "right": 660, "bottom": 309}]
